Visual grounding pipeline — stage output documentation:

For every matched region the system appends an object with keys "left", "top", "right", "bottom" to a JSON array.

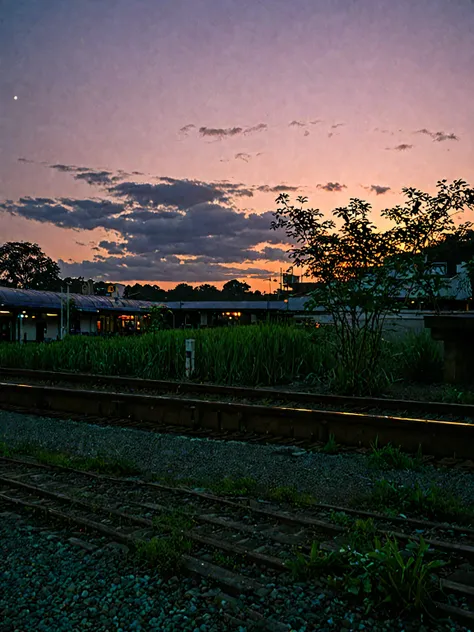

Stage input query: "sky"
[{"left": 0, "top": 0, "right": 473, "bottom": 290}]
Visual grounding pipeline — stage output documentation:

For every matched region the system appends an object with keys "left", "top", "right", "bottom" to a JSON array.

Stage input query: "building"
[{"left": 0, "top": 287, "right": 294, "bottom": 342}]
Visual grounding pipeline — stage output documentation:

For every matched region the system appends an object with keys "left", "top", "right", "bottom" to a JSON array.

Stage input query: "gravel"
[
  {"left": 0, "top": 511, "right": 466, "bottom": 632},
  {"left": 1, "top": 410, "right": 474, "bottom": 505}
]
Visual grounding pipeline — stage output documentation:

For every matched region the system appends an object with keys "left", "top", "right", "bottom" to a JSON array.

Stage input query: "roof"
[
  {"left": 0, "top": 287, "right": 163, "bottom": 313},
  {"left": 0, "top": 287, "right": 293, "bottom": 313}
]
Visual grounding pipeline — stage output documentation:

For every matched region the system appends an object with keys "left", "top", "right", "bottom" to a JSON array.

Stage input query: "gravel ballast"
[
  {"left": 0, "top": 511, "right": 467, "bottom": 632},
  {"left": 1, "top": 410, "right": 474, "bottom": 505}
]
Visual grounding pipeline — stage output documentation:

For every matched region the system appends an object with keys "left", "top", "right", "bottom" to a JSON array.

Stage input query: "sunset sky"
[{"left": 1, "top": 0, "right": 473, "bottom": 290}]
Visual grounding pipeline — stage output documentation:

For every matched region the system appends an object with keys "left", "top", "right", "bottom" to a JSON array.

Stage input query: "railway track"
[
  {"left": 0, "top": 368, "right": 474, "bottom": 461},
  {"left": 1, "top": 454, "right": 474, "bottom": 627}
]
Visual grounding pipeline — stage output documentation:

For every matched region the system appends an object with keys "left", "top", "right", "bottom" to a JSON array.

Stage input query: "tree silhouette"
[{"left": 0, "top": 241, "right": 61, "bottom": 290}]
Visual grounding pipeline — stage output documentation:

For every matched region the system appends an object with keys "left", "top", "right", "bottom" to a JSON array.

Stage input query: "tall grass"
[
  {"left": 0, "top": 324, "right": 332, "bottom": 386},
  {"left": 0, "top": 325, "right": 445, "bottom": 389}
]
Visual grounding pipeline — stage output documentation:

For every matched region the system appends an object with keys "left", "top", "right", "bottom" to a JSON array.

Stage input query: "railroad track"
[
  {"left": 0, "top": 368, "right": 474, "bottom": 461},
  {"left": 1, "top": 454, "right": 474, "bottom": 627}
]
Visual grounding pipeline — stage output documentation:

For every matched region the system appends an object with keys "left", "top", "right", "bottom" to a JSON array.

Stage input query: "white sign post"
[{"left": 185, "top": 339, "right": 195, "bottom": 379}]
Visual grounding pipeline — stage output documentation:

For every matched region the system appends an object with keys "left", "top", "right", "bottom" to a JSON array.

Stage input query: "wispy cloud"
[
  {"left": 179, "top": 123, "right": 196, "bottom": 135},
  {"left": 386, "top": 143, "right": 414, "bottom": 151},
  {"left": 415, "top": 128, "right": 459, "bottom": 142},
  {"left": 197, "top": 123, "right": 267, "bottom": 139},
  {"left": 243, "top": 123, "right": 267, "bottom": 134},
  {"left": 316, "top": 182, "right": 347, "bottom": 192},
  {"left": 257, "top": 184, "right": 299, "bottom": 193},
  {"left": 366, "top": 184, "right": 391, "bottom": 195},
  {"left": 235, "top": 152, "right": 251, "bottom": 162}
]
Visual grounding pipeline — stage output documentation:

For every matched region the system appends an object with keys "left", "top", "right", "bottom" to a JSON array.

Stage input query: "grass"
[
  {"left": 0, "top": 324, "right": 331, "bottom": 387},
  {"left": 369, "top": 439, "right": 423, "bottom": 471},
  {"left": 329, "top": 510, "right": 352, "bottom": 527},
  {"left": 363, "top": 479, "right": 474, "bottom": 524},
  {"left": 267, "top": 486, "right": 315, "bottom": 507},
  {"left": 152, "top": 509, "right": 195, "bottom": 533},
  {"left": 212, "top": 551, "right": 240, "bottom": 570},
  {"left": 288, "top": 533, "right": 444, "bottom": 614},
  {"left": 209, "top": 476, "right": 258, "bottom": 496},
  {"left": 321, "top": 434, "right": 339, "bottom": 454},
  {"left": 135, "top": 534, "right": 192, "bottom": 575},
  {"left": 137, "top": 508, "right": 194, "bottom": 575},
  {"left": 287, "top": 541, "right": 341, "bottom": 580},
  {"left": 0, "top": 326, "right": 449, "bottom": 394},
  {"left": 0, "top": 441, "right": 12, "bottom": 457},
  {"left": 0, "top": 441, "right": 141, "bottom": 477}
]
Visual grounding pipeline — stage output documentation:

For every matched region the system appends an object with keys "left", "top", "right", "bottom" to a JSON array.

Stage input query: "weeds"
[
  {"left": 135, "top": 534, "right": 192, "bottom": 575},
  {"left": 268, "top": 486, "right": 315, "bottom": 507},
  {"left": 286, "top": 542, "right": 341, "bottom": 580},
  {"left": 348, "top": 518, "right": 376, "bottom": 552},
  {"left": 138, "top": 508, "right": 194, "bottom": 575},
  {"left": 290, "top": 534, "right": 444, "bottom": 614},
  {"left": 0, "top": 441, "right": 141, "bottom": 476},
  {"left": 329, "top": 511, "right": 352, "bottom": 527},
  {"left": 369, "top": 438, "right": 423, "bottom": 471},
  {"left": 152, "top": 509, "right": 195, "bottom": 533},
  {"left": 321, "top": 434, "right": 339, "bottom": 454},
  {"left": 210, "top": 476, "right": 257, "bottom": 496},
  {"left": 364, "top": 479, "right": 474, "bottom": 524},
  {"left": 330, "top": 536, "right": 444, "bottom": 613},
  {"left": 0, "top": 441, "right": 12, "bottom": 457},
  {"left": 212, "top": 551, "right": 240, "bottom": 570}
]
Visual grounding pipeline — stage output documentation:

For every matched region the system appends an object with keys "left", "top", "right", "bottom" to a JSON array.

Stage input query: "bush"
[{"left": 390, "top": 331, "right": 443, "bottom": 384}]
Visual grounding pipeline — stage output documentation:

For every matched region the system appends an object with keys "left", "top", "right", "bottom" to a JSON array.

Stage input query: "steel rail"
[{"left": 0, "top": 380, "right": 473, "bottom": 459}]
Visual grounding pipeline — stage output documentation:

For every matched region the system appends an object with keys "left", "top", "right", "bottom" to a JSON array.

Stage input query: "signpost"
[{"left": 185, "top": 339, "right": 195, "bottom": 378}]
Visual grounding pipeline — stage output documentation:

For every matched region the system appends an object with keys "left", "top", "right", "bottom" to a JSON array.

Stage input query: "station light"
[
  {"left": 46, "top": 313, "right": 58, "bottom": 317},
  {"left": 0, "top": 310, "right": 10, "bottom": 314}
]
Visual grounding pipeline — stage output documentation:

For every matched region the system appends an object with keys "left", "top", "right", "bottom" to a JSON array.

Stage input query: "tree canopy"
[
  {"left": 0, "top": 241, "right": 61, "bottom": 290},
  {"left": 272, "top": 179, "right": 474, "bottom": 393}
]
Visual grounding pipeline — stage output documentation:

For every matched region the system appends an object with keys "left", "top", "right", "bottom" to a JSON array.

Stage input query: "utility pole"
[
  {"left": 60, "top": 288, "right": 64, "bottom": 340},
  {"left": 66, "top": 283, "right": 70, "bottom": 336}
]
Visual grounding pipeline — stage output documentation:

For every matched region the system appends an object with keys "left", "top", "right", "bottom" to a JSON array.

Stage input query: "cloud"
[
  {"left": 58, "top": 254, "right": 273, "bottom": 283},
  {"left": 289, "top": 120, "right": 305, "bottom": 127},
  {"left": 331, "top": 123, "right": 345, "bottom": 129},
  {"left": 387, "top": 143, "right": 413, "bottom": 151},
  {"left": 432, "top": 131, "right": 458, "bottom": 142},
  {"left": 198, "top": 123, "right": 267, "bottom": 139},
  {"left": 257, "top": 184, "right": 299, "bottom": 193},
  {"left": 243, "top": 123, "right": 267, "bottom": 134},
  {"left": 290, "top": 119, "right": 322, "bottom": 130},
  {"left": 3, "top": 166, "right": 298, "bottom": 280},
  {"left": 235, "top": 152, "right": 251, "bottom": 162},
  {"left": 179, "top": 124, "right": 196, "bottom": 135},
  {"left": 0, "top": 197, "right": 124, "bottom": 231},
  {"left": 316, "top": 182, "right": 347, "bottom": 192},
  {"left": 368, "top": 185, "right": 391, "bottom": 195},
  {"left": 74, "top": 170, "right": 120, "bottom": 186},
  {"left": 47, "top": 163, "right": 125, "bottom": 186},
  {"left": 414, "top": 129, "right": 459, "bottom": 142},
  {"left": 1, "top": 187, "right": 285, "bottom": 269},
  {"left": 110, "top": 179, "right": 231, "bottom": 209}
]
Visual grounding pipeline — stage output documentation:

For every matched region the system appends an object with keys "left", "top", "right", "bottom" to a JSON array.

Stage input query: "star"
[{"left": 13, "top": 96, "right": 18, "bottom": 100}]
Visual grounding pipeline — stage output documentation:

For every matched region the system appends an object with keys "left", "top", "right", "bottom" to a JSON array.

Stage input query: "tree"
[
  {"left": 222, "top": 279, "right": 251, "bottom": 299},
  {"left": 195, "top": 284, "right": 220, "bottom": 300},
  {"left": 144, "top": 304, "right": 172, "bottom": 331},
  {"left": 167, "top": 283, "right": 196, "bottom": 301},
  {"left": 124, "top": 283, "right": 166, "bottom": 301},
  {"left": 272, "top": 179, "right": 474, "bottom": 394},
  {"left": 0, "top": 241, "right": 61, "bottom": 290}
]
